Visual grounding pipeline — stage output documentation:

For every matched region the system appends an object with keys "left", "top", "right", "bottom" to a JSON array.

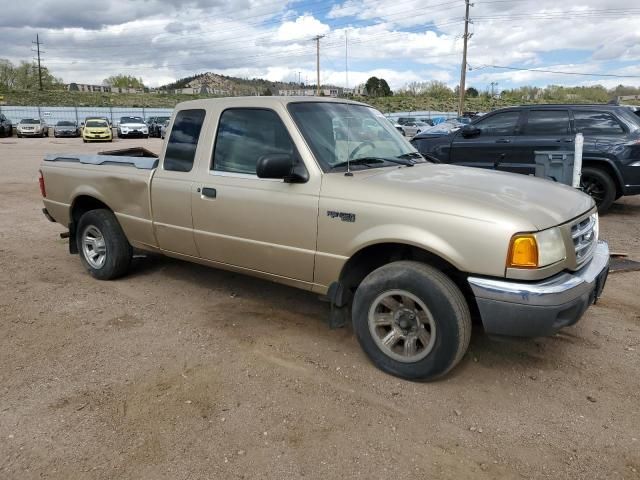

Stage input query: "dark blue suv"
[{"left": 411, "top": 104, "right": 640, "bottom": 212}]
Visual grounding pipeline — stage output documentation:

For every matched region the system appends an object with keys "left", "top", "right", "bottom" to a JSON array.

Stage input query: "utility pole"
[
  {"left": 457, "top": 0, "right": 472, "bottom": 116},
  {"left": 345, "top": 30, "right": 349, "bottom": 91},
  {"left": 313, "top": 35, "right": 325, "bottom": 96},
  {"left": 490, "top": 81, "right": 498, "bottom": 98},
  {"left": 32, "top": 34, "right": 44, "bottom": 91}
]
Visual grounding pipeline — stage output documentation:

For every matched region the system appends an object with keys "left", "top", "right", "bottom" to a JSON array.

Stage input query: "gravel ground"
[{"left": 1, "top": 136, "right": 639, "bottom": 480}]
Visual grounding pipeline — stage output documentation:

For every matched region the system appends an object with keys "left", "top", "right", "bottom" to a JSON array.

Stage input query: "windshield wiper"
[
  {"left": 330, "top": 156, "right": 414, "bottom": 170},
  {"left": 397, "top": 152, "right": 425, "bottom": 161}
]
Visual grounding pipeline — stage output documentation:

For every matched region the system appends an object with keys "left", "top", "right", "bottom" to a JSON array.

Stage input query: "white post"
[{"left": 573, "top": 132, "right": 584, "bottom": 188}]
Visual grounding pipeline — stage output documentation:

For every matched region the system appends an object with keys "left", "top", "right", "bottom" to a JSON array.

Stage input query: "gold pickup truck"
[{"left": 39, "top": 97, "right": 609, "bottom": 380}]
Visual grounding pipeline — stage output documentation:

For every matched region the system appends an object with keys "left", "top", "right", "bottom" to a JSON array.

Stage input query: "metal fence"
[{"left": 0, "top": 105, "right": 174, "bottom": 126}]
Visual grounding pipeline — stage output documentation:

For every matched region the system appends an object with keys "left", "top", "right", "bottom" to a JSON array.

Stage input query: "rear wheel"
[
  {"left": 581, "top": 166, "right": 616, "bottom": 213},
  {"left": 352, "top": 261, "right": 471, "bottom": 380},
  {"left": 76, "top": 209, "right": 132, "bottom": 280}
]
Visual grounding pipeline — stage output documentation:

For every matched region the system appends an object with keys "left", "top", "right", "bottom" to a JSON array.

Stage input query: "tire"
[
  {"left": 76, "top": 209, "right": 132, "bottom": 280},
  {"left": 144, "top": 134, "right": 149, "bottom": 139},
  {"left": 352, "top": 261, "right": 471, "bottom": 380},
  {"left": 83, "top": 139, "right": 87, "bottom": 143},
  {"left": 17, "top": 133, "right": 22, "bottom": 138},
  {"left": 581, "top": 166, "right": 616, "bottom": 213}
]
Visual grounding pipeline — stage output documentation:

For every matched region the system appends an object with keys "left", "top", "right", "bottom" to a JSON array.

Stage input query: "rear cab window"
[
  {"left": 164, "top": 109, "right": 206, "bottom": 172},
  {"left": 211, "top": 108, "right": 297, "bottom": 176}
]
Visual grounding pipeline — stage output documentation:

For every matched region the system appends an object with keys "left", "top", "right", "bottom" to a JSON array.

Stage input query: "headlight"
[{"left": 507, "top": 227, "right": 566, "bottom": 269}]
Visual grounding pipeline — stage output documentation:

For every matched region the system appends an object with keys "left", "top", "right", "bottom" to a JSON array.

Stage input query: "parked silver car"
[
  {"left": 160, "top": 119, "right": 170, "bottom": 139},
  {"left": 402, "top": 121, "right": 431, "bottom": 137},
  {"left": 17, "top": 118, "right": 48, "bottom": 138}
]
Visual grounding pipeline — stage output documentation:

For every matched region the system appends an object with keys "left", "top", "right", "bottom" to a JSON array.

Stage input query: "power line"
[{"left": 478, "top": 64, "right": 640, "bottom": 79}]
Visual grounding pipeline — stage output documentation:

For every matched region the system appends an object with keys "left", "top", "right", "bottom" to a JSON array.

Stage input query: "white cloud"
[{"left": 1, "top": 0, "right": 639, "bottom": 90}]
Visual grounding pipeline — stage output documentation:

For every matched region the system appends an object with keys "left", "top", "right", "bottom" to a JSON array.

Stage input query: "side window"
[
  {"left": 212, "top": 109, "right": 295, "bottom": 175},
  {"left": 475, "top": 111, "right": 520, "bottom": 136},
  {"left": 573, "top": 111, "right": 624, "bottom": 135},
  {"left": 164, "top": 109, "right": 205, "bottom": 172},
  {"left": 523, "top": 110, "right": 570, "bottom": 135}
]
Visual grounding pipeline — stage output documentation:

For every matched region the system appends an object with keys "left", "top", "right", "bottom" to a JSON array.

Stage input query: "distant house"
[
  {"left": 66, "top": 83, "right": 144, "bottom": 94},
  {"left": 277, "top": 88, "right": 342, "bottom": 97}
]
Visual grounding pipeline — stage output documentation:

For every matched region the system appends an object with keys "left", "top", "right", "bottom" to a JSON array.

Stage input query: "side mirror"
[
  {"left": 461, "top": 124, "right": 481, "bottom": 138},
  {"left": 256, "top": 153, "right": 308, "bottom": 183}
]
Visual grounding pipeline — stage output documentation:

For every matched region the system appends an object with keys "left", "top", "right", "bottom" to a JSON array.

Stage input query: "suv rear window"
[
  {"left": 524, "top": 110, "right": 570, "bottom": 135},
  {"left": 573, "top": 111, "right": 624, "bottom": 135},
  {"left": 164, "top": 109, "right": 206, "bottom": 172}
]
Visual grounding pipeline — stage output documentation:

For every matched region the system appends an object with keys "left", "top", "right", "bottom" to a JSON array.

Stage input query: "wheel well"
[
  {"left": 71, "top": 195, "right": 111, "bottom": 222},
  {"left": 582, "top": 159, "right": 622, "bottom": 198},
  {"left": 338, "top": 243, "right": 475, "bottom": 311}
]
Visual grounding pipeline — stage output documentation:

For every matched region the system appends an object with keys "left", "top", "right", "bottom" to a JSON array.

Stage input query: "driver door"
[
  {"left": 450, "top": 110, "right": 522, "bottom": 169},
  {"left": 191, "top": 108, "right": 321, "bottom": 283}
]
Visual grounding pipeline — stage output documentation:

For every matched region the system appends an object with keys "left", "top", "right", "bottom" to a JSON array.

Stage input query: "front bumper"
[
  {"left": 84, "top": 134, "right": 112, "bottom": 141},
  {"left": 468, "top": 241, "right": 610, "bottom": 337},
  {"left": 119, "top": 129, "right": 147, "bottom": 137}
]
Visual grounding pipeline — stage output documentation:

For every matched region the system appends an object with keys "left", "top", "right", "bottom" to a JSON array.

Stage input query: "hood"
[
  {"left": 55, "top": 126, "right": 76, "bottom": 131},
  {"left": 120, "top": 122, "right": 146, "bottom": 128},
  {"left": 323, "top": 164, "right": 594, "bottom": 231}
]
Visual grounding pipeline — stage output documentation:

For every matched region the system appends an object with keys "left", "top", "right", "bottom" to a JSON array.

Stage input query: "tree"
[
  {"left": 103, "top": 74, "right": 145, "bottom": 88},
  {"left": 465, "top": 87, "right": 479, "bottom": 97},
  {"left": 364, "top": 76, "right": 392, "bottom": 97},
  {"left": 379, "top": 78, "right": 392, "bottom": 97},
  {"left": 0, "top": 58, "right": 63, "bottom": 91}
]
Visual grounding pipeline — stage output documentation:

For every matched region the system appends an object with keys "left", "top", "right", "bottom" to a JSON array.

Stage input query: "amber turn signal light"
[{"left": 507, "top": 234, "right": 538, "bottom": 268}]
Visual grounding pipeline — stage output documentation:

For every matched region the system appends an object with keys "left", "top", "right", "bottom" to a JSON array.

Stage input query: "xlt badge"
[{"left": 327, "top": 210, "right": 356, "bottom": 223}]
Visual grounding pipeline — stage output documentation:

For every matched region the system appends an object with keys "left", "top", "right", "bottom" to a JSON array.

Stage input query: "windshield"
[
  {"left": 86, "top": 120, "right": 108, "bottom": 128},
  {"left": 120, "top": 116, "right": 143, "bottom": 124},
  {"left": 288, "top": 102, "right": 421, "bottom": 172},
  {"left": 616, "top": 108, "right": 640, "bottom": 132},
  {"left": 57, "top": 121, "right": 75, "bottom": 126},
  {"left": 20, "top": 119, "right": 40, "bottom": 124}
]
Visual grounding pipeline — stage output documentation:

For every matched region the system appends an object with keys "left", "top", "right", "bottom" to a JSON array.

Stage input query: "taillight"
[{"left": 38, "top": 170, "right": 46, "bottom": 197}]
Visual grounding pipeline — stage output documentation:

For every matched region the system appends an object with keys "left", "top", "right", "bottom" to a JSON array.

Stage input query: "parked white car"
[
  {"left": 17, "top": 118, "right": 48, "bottom": 138},
  {"left": 117, "top": 116, "right": 149, "bottom": 139}
]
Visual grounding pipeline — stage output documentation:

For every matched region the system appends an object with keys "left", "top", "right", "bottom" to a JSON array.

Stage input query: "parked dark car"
[
  {"left": 0, "top": 113, "right": 12, "bottom": 137},
  {"left": 411, "top": 104, "right": 640, "bottom": 212},
  {"left": 54, "top": 120, "right": 79, "bottom": 138},
  {"left": 147, "top": 116, "right": 170, "bottom": 137}
]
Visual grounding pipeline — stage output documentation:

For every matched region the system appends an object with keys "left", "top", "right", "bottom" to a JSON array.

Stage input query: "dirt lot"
[{"left": 0, "top": 136, "right": 639, "bottom": 480}]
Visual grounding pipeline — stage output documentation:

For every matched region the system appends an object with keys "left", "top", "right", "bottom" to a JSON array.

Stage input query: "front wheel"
[
  {"left": 76, "top": 209, "right": 132, "bottom": 280},
  {"left": 352, "top": 261, "right": 471, "bottom": 380},
  {"left": 581, "top": 166, "right": 616, "bottom": 213}
]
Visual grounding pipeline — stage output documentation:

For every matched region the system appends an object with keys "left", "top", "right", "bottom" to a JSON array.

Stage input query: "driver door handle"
[
  {"left": 201, "top": 187, "right": 217, "bottom": 198},
  {"left": 495, "top": 138, "right": 511, "bottom": 144}
]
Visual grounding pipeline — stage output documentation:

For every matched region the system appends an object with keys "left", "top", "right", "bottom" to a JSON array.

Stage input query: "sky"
[{"left": 2, "top": 0, "right": 640, "bottom": 92}]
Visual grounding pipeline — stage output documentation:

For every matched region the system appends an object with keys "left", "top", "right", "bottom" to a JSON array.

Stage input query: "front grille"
[{"left": 571, "top": 214, "right": 598, "bottom": 266}]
